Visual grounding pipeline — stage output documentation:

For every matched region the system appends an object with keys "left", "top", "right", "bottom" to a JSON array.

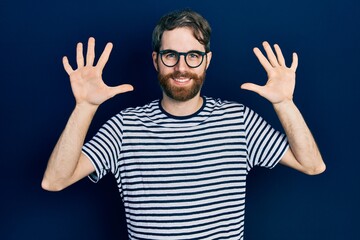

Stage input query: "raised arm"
[
  {"left": 41, "top": 37, "right": 133, "bottom": 191},
  {"left": 241, "top": 41, "right": 325, "bottom": 175}
]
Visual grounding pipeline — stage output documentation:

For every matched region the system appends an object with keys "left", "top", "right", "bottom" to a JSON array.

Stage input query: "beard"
[{"left": 158, "top": 70, "right": 206, "bottom": 102}]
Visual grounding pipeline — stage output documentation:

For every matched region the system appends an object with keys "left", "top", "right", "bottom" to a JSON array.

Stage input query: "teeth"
[{"left": 174, "top": 78, "right": 190, "bottom": 83}]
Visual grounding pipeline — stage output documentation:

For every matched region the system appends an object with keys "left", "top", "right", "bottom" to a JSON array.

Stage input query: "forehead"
[{"left": 161, "top": 27, "right": 205, "bottom": 52}]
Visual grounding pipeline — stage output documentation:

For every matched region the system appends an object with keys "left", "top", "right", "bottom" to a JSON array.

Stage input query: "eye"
[
  {"left": 164, "top": 52, "right": 177, "bottom": 59},
  {"left": 188, "top": 52, "right": 200, "bottom": 59}
]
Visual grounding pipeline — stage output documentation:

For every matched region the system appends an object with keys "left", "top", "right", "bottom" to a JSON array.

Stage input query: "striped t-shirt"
[{"left": 82, "top": 96, "right": 288, "bottom": 240}]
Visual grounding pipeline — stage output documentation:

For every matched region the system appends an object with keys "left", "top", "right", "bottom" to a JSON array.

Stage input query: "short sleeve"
[
  {"left": 243, "top": 106, "right": 289, "bottom": 170},
  {"left": 82, "top": 114, "right": 124, "bottom": 183}
]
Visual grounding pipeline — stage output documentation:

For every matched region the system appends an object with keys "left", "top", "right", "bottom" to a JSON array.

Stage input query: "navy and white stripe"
[{"left": 82, "top": 96, "right": 288, "bottom": 240}]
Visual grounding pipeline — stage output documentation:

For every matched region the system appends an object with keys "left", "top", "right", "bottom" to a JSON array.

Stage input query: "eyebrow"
[{"left": 160, "top": 49, "right": 206, "bottom": 53}]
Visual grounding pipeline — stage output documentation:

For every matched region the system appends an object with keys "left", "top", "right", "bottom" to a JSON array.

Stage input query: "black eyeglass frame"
[{"left": 158, "top": 50, "right": 208, "bottom": 68}]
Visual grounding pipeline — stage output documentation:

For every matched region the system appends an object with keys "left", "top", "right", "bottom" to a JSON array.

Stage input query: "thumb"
[
  {"left": 109, "top": 84, "right": 134, "bottom": 97},
  {"left": 241, "top": 83, "right": 263, "bottom": 95}
]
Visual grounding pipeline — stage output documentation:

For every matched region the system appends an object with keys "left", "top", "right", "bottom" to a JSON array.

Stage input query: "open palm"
[
  {"left": 63, "top": 37, "right": 133, "bottom": 106},
  {"left": 241, "top": 41, "right": 298, "bottom": 105}
]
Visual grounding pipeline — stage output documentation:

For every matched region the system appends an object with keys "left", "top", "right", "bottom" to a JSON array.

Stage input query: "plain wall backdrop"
[{"left": 1, "top": 0, "right": 359, "bottom": 239}]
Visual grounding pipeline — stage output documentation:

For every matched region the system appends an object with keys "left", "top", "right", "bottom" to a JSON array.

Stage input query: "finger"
[
  {"left": 109, "top": 84, "right": 134, "bottom": 97},
  {"left": 241, "top": 83, "right": 264, "bottom": 95},
  {"left": 62, "top": 56, "right": 74, "bottom": 75},
  {"left": 262, "top": 41, "right": 279, "bottom": 67},
  {"left": 290, "top": 52, "right": 298, "bottom": 72},
  {"left": 274, "top": 44, "right": 286, "bottom": 66},
  {"left": 86, "top": 37, "right": 95, "bottom": 66},
  {"left": 97, "top": 42, "right": 113, "bottom": 70},
  {"left": 253, "top": 47, "right": 272, "bottom": 72},
  {"left": 76, "top": 42, "right": 84, "bottom": 68}
]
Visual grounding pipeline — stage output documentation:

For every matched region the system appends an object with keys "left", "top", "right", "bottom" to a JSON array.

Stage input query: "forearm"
[
  {"left": 42, "top": 103, "right": 97, "bottom": 190},
  {"left": 274, "top": 100, "right": 325, "bottom": 174}
]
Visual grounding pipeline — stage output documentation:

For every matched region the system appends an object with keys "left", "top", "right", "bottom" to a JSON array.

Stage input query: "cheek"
[
  {"left": 194, "top": 65, "right": 207, "bottom": 76},
  {"left": 157, "top": 64, "right": 172, "bottom": 75}
]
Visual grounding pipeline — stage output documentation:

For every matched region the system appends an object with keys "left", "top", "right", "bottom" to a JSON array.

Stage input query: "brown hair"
[{"left": 152, "top": 9, "right": 212, "bottom": 52}]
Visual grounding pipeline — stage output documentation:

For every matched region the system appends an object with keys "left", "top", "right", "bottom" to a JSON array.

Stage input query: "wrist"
[
  {"left": 74, "top": 102, "right": 99, "bottom": 115},
  {"left": 273, "top": 99, "right": 295, "bottom": 112}
]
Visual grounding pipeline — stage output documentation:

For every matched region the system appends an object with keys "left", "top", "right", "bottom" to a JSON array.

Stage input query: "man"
[{"left": 42, "top": 9, "right": 325, "bottom": 240}]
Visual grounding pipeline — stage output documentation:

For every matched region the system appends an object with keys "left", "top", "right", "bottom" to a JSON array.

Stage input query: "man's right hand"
[
  {"left": 42, "top": 37, "right": 133, "bottom": 191},
  {"left": 62, "top": 37, "right": 134, "bottom": 107}
]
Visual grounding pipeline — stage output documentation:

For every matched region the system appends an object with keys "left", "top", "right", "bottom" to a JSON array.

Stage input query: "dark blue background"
[{"left": 1, "top": 0, "right": 359, "bottom": 239}]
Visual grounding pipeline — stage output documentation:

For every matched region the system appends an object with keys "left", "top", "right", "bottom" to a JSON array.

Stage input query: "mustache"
[{"left": 168, "top": 71, "right": 199, "bottom": 79}]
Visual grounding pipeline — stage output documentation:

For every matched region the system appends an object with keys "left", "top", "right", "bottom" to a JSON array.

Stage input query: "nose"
[{"left": 174, "top": 55, "right": 188, "bottom": 72}]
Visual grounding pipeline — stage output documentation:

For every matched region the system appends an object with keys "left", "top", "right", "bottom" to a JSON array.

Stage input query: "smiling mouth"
[{"left": 173, "top": 77, "right": 191, "bottom": 83}]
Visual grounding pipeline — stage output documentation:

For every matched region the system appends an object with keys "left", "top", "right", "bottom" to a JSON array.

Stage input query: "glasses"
[{"left": 158, "top": 50, "right": 207, "bottom": 68}]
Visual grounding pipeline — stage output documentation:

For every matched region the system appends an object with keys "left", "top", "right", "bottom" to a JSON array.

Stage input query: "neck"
[{"left": 161, "top": 94, "right": 203, "bottom": 117}]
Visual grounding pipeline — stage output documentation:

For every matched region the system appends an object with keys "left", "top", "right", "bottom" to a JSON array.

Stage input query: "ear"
[
  {"left": 152, "top": 51, "right": 159, "bottom": 72},
  {"left": 205, "top": 51, "right": 212, "bottom": 70}
]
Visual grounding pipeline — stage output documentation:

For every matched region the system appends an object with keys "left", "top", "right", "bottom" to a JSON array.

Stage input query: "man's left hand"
[{"left": 241, "top": 41, "right": 298, "bottom": 105}]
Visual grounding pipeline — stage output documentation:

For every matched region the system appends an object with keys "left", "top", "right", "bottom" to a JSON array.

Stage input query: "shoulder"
[
  {"left": 120, "top": 100, "right": 160, "bottom": 117},
  {"left": 204, "top": 96, "right": 246, "bottom": 113},
  {"left": 112, "top": 100, "right": 163, "bottom": 126}
]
